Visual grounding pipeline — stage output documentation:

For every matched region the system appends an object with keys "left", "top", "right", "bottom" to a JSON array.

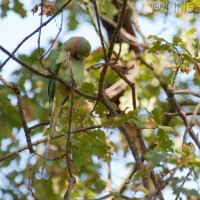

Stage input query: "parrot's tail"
[
  {"left": 41, "top": 104, "right": 62, "bottom": 175},
  {"left": 50, "top": 104, "right": 62, "bottom": 136}
]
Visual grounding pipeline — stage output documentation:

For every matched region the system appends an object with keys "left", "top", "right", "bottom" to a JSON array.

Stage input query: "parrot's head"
[{"left": 62, "top": 36, "right": 91, "bottom": 60}]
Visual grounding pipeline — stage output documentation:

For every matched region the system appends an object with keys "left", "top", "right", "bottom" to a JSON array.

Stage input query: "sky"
[{"left": 0, "top": 1, "right": 197, "bottom": 199}]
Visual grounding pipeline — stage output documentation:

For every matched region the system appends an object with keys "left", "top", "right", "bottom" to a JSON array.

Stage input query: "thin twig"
[
  {"left": 28, "top": 167, "right": 38, "bottom": 200},
  {"left": 172, "top": 67, "right": 180, "bottom": 87},
  {"left": 107, "top": 0, "right": 133, "bottom": 59},
  {"left": 111, "top": 65, "right": 136, "bottom": 109},
  {"left": 118, "top": 164, "right": 138, "bottom": 193},
  {"left": 63, "top": 81, "right": 76, "bottom": 199},
  {"left": 147, "top": 169, "right": 176, "bottom": 200},
  {"left": 175, "top": 170, "right": 192, "bottom": 200},
  {"left": 91, "top": 0, "right": 107, "bottom": 61},
  {"left": 164, "top": 112, "right": 200, "bottom": 116},
  {"left": 183, "top": 102, "right": 200, "bottom": 145},
  {"left": 42, "top": 11, "right": 63, "bottom": 58},
  {"left": 174, "top": 89, "right": 200, "bottom": 98},
  {"left": 37, "top": 0, "right": 44, "bottom": 57},
  {"left": 29, "top": 121, "right": 50, "bottom": 130},
  {"left": 66, "top": 88, "right": 74, "bottom": 177},
  {"left": 0, "top": 136, "right": 49, "bottom": 162}
]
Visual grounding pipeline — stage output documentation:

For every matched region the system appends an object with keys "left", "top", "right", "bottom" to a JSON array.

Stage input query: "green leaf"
[
  {"left": 104, "top": 0, "right": 116, "bottom": 19},
  {"left": 13, "top": 0, "right": 26, "bottom": 17},
  {"left": 157, "top": 128, "right": 174, "bottom": 152},
  {"left": 68, "top": 10, "right": 78, "bottom": 30},
  {"left": 151, "top": 107, "right": 164, "bottom": 124},
  {"left": 71, "top": 130, "right": 110, "bottom": 168},
  {"left": 81, "top": 82, "right": 95, "bottom": 94},
  {"left": 148, "top": 43, "right": 173, "bottom": 54},
  {"left": 173, "top": 187, "right": 200, "bottom": 198},
  {"left": 145, "top": 150, "right": 170, "bottom": 166},
  {"left": 0, "top": 0, "right": 9, "bottom": 17},
  {"left": 173, "top": 53, "right": 183, "bottom": 66},
  {"left": 95, "top": 102, "right": 108, "bottom": 118},
  {"left": 173, "top": 36, "right": 183, "bottom": 44},
  {"left": 147, "top": 35, "right": 166, "bottom": 42},
  {"left": 182, "top": 53, "right": 195, "bottom": 64},
  {"left": 157, "top": 125, "right": 174, "bottom": 133},
  {"left": 193, "top": 38, "right": 200, "bottom": 57}
]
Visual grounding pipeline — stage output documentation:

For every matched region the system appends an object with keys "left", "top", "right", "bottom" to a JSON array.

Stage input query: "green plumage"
[{"left": 48, "top": 36, "right": 91, "bottom": 136}]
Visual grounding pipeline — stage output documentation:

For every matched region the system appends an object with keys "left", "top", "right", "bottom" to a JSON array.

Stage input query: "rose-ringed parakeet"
[
  {"left": 42, "top": 37, "right": 91, "bottom": 173},
  {"left": 48, "top": 36, "right": 91, "bottom": 136}
]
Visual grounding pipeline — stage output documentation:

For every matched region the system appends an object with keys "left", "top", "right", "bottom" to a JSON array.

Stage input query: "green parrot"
[
  {"left": 48, "top": 36, "right": 91, "bottom": 137},
  {"left": 42, "top": 37, "right": 91, "bottom": 174}
]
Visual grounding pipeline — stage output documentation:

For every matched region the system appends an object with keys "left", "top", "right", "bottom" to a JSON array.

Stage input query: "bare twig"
[
  {"left": 190, "top": 102, "right": 200, "bottom": 126},
  {"left": 29, "top": 121, "right": 50, "bottom": 130},
  {"left": 174, "top": 89, "right": 200, "bottom": 98},
  {"left": 42, "top": 11, "right": 64, "bottom": 58},
  {"left": 0, "top": 136, "right": 49, "bottom": 162},
  {"left": 165, "top": 112, "right": 200, "bottom": 116},
  {"left": 172, "top": 67, "right": 180, "bottom": 87},
  {"left": 28, "top": 167, "right": 38, "bottom": 200},
  {"left": 118, "top": 164, "right": 138, "bottom": 193},
  {"left": 183, "top": 102, "right": 200, "bottom": 145},
  {"left": 175, "top": 170, "right": 192, "bottom": 200},
  {"left": 107, "top": 0, "right": 128, "bottom": 59},
  {"left": 91, "top": 0, "right": 107, "bottom": 61},
  {"left": 147, "top": 169, "right": 176, "bottom": 200},
  {"left": 111, "top": 65, "right": 137, "bottom": 109},
  {"left": 37, "top": 0, "right": 44, "bottom": 57},
  {"left": 66, "top": 87, "right": 74, "bottom": 177}
]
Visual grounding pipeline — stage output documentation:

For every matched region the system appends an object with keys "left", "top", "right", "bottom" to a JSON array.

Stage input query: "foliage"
[{"left": 0, "top": 0, "right": 200, "bottom": 199}]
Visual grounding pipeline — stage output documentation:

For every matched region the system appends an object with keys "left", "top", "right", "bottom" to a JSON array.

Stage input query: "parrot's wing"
[
  {"left": 56, "top": 50, "right": 71, "bottom": 65},
  {"left": 48, "top": 48, "right": 61, "bottom": 116},
  {"left": 48, "top": 48, "right": 61, "bottom": 72}
]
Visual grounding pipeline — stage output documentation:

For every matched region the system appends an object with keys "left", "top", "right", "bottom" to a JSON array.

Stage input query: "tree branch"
[{"left": 0, "top": 75, "right": 34, "bottom": 153}]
